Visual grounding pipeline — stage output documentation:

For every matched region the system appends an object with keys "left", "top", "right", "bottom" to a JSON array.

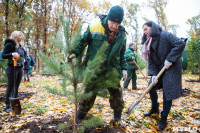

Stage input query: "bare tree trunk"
[
  {"left": 5, "top": 0, "right": 9, "bottom": 37},
  {"left": 71, "top": 63, "right": 77, "bottom": 133},
  {"left": 43, "top": 0, "right": 47, "bottom": 54},
  {"left": 68, "top": 1, "right": 78, "bottom": 132},
  {"left": 13, "top": 0, "right": 27, "bottom": 30},
  {"left": 35, "top": 0, "right": 40, "bottom": 73}
]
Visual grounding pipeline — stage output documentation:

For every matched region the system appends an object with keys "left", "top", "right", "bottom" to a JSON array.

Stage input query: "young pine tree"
[{"left": 40, "top": 14, "right": 119, "bottom": 132}]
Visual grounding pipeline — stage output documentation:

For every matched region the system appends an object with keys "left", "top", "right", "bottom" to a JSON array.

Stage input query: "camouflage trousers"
[
  {"left": 78, "top": 84, "right": 124, "bottom": 113},
  {"left": 123, "top": 69, "right": 137, "bottom": 89}
]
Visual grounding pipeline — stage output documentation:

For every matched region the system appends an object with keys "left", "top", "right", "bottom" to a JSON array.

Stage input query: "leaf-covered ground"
[{"left": 0, "top": 73, "right": 200, "bottom": 132}]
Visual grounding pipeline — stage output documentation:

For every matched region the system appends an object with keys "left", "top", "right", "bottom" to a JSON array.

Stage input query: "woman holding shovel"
[
  {"left": 2, "top": 31, "right": 26, "bottom": 113},
  {"left": 141, "top": 21, "right": 186, "bottom": 130}
]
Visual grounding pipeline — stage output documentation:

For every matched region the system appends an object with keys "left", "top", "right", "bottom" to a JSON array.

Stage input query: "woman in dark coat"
[
  {"left": 141, "top": 21, "right": 186, "bottom": 130},
  {"left": 2, "top": 31, "right": 26, "bottom": 113}
]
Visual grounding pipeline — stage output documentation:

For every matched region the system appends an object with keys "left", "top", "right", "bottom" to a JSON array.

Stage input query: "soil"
[
  {"left": 0, "top": 86, "right": 125, "bottom": 133},
  {"left": 15, "top": 115, "right": 125, "bottom": 133}
]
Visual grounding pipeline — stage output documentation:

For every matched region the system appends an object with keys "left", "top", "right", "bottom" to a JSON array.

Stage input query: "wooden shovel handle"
[
  {"left": 132, "top": 58, "right": 148, "bottom": 83},
  {"left": 12, "top": 55, "right": 20, "bottom": 67},
  {"left": 126, "top": 66, "right": 166, "bottom": 117}
]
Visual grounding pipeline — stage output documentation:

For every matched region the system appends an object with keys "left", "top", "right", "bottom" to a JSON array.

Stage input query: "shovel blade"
[{"left": 10, "top": 97, "right": 22, "bottom": 115}]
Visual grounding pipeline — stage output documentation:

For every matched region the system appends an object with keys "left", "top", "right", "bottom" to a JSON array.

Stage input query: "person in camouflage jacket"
[
  {"left": 66, "top": 5, "right": 127, "bottom": 127},
  {"left": 123, "top": 43, "right": 138, "bottom": 90}
]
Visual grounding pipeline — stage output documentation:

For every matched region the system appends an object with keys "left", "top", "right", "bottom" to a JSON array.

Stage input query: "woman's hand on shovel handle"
[{"left": 12, "top": 52, "right": 19, "bottom": 58}]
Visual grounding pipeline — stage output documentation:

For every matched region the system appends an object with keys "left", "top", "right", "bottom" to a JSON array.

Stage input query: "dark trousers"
[
  {"left": 79, "top": 84, "right": 124, "bottom": 114},
  {"left": 24, "top": 69, "right": 29, "bottom": 80},
  {"left": 123, "top": 69, "right": 137, "bottom": 89},
  {"left": 149, "top": 77, "right": 172, "bottom": 117},
  {"left": 5, "top": 66, "right": 23, "bottom": 105}
]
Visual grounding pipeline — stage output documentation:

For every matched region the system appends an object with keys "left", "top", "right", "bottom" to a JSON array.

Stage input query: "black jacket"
[{"left": 2, "top": 39, "right": 26, "bottom": 66}]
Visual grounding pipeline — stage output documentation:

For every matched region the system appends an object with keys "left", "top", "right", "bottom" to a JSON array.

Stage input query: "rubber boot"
[
  {"left": 113, "top": 110, "right": 125, "bottom": 128},
  {"left": 77, "top": 110, "right": 87, "bottom": 124},
  {"left": 6, "top": 104, "right": 11, "bottom": 113},
  {"left": 158, "top": 111, "right": 168, "bottom": 130},
  {"left": 144, "top": 103, "right": 159, "bottom": 116}
]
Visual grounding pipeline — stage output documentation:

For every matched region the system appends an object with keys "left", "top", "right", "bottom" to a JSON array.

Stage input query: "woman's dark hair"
[{"left": 141, "top": 21, "right": 162, "bottom": 44}]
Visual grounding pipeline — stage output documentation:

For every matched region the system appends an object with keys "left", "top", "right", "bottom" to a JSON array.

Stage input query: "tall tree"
[
  {"left": 147, "top": 0, "right": 168, "bottom": 30},
  {"left": 0, "top": 0, "right": 33, "bottom": 50},
  {"left": 96, "top": 0, "right": 112, "bottom": 14},
  {"left": 31, "top": 0, "right": 42, "bottom": 71},
  {"left": 68, "top": 0, "right": 95, "bottom": 33},
  {"left": 5, "top": 0, "right": 9, "bottom": 37},
  {"left": 12, "top": 0, "right": 32, "bottom": 30},
  {"left": 120, "top": 0, "right": 140, "bottom": 51},
  {"left": 168, "top": 24, "right": 179, "bottom": 36},
  {"left": 0, "top": 0, "right": 10, "bottom": 38},
  {"left": 41, "top": 0, "right": 52, "bottom": 54},
  {"left": 187, "top": 13, "right": 200, "bottom": 80},
  {"left": 187, "top": 13, "right": 200, "bottom": 38}
]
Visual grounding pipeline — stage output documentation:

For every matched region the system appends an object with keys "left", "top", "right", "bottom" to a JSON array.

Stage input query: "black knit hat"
[{"left": 107, "top": 5, "right": 124, "bottom": 24}]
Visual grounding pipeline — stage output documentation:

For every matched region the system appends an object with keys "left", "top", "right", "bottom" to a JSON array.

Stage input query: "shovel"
[
  {"left": 10, "top": 54, "right": 22, "bottom": 115},
  {"left": 124, "top": 66, "right": 166, "bottom": 118}
]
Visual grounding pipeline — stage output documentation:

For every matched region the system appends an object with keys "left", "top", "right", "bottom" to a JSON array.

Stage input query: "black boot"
[
  {"left": 158, "top": 112, "right": 168, "bottom": 130},
  {"left": 113, "top": 111, "right": 125, "bottom": 128},
  {"left": 77, "top": 110, "right": 87, "bottom": 124},
  {"left": 144, "top": 103, "right": 159, "bottom": 116},
  {"left": 6, "top": 104, "right": 11, "bottom": 113},
  {"left": 132, "top": 86, "right": 137, "bottom": 90}
]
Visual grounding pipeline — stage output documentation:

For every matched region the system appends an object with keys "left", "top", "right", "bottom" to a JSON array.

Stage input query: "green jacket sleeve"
[{"left": 73, "top": 26, "right": 91, "bottom": 57}]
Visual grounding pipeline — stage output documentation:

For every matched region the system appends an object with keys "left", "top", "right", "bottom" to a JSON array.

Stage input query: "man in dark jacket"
[
  {"left": 66, "top": 5, "right": 127, "bottom": 127},
  {"left": 123, "top": 43, "right": 138, "bottom": 90}
]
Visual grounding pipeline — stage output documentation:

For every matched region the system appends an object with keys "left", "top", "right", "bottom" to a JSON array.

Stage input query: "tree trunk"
[
  {"left": 43, "top": 0, "right": 47, "bottom": 54},
  {"left": 5, "top": 0, "right": 9, "bottom": 37},
  {"left": 199, "top": 63, "right": 200, "bottom": 81},
  {"left": 13, "top": 0, "right": 27, "bottom": 30},
  {"left": 71, "top": 63, "right": 77, "bottom": 133},
  {"left": 74, "top": 99, "right": 78, "bottom": 133}
]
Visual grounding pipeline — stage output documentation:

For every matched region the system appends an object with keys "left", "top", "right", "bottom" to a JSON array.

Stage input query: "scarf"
[
  {"left": 141, "top": 37, "right": 152, "bottom": 61},
  {"left": 108, "top": 29, "right": 119, "bottom": 44}
]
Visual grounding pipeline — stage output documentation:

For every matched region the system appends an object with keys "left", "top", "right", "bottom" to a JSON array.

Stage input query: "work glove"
[
  {"left": 12, "top": 52, "right": 19, "bottom": 58},
  {"left": 132, "top": 56, "right": 135, "bottom": 60},
  {"left": 151, "top": 76, "right": 158, "bottom": 85},
  {"left": 122, "top": 70, "right": 127, "bottom": 81},
  {"left": 65, "top": 53, "right": 76, "bottom": 63},
  {"left": 164, "top": 60, "right": 172, "bottom": 69}
]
